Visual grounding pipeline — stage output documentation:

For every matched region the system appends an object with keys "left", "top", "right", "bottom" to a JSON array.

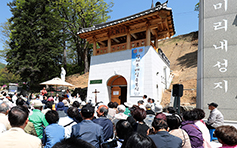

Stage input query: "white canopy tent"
[{"left": 40, "top": 77, "right": 73, "bottom": 87}]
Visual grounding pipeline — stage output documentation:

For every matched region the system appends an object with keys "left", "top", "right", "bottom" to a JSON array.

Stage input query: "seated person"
[
  {"left": 43, "top": 110, "right": 65, "bottom": 148},
  {"left": 124, "top": 133, "right": 156, "bottom": 148},
  {"left": 206, "top": 102, "right": 224, "bottom": 129},
  {"left": 52, "top": 137, "right": 94, "bottom": 148},
  {"left": 149, "top": 118, "right": 182, "bottom": 148}
]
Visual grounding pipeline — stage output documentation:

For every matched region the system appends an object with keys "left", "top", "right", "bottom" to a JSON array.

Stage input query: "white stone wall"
[{"left": 87, "top": 46, "right": 170, "bottom": 105}]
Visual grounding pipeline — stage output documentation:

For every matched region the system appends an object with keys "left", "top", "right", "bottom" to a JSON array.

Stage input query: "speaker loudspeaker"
[{"left": 172, "top": 84, "right": 183, "bottom": 97}]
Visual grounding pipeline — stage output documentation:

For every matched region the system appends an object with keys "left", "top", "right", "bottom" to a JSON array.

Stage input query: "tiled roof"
[{"left": 78, "top": 4, "right": 174, "bottom": 35}]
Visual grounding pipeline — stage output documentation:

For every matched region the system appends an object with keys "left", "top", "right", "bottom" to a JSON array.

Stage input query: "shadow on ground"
[{"left": 177, "top": 50, "right": 197, "bottom": 68}]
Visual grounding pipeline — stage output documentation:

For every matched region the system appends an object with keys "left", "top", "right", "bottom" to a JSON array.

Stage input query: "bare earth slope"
[
  {"left": 159, "top": 31, "right": 198, "bottom": 106},
  {"left": 67, "top": 31, "right": 198, "bottom": 106}
]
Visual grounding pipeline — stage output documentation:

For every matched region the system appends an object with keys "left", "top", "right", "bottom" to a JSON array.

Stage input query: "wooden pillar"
[
  {"left": 146, "top": 24, "right": 151, "bottom": 46},
  {"left": 127, "top": 33, "right": 131, "bottom": 50},
  {"left": 154, "top": 36, "right": 158, "bottom": 50},
  {"left": 108, "top": 37, "right": 111, "bottom": 53},
  {"left": 93, "top": 41, "right": 97, "bottom": 56}
]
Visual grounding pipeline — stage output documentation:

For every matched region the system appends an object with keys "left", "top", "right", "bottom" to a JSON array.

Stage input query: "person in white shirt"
[
  {"left": 206, "top": 102, "right": 224, "bottom": 129},
  {"left": 58, "top": 107, "right": 79, "bottom": 139}
]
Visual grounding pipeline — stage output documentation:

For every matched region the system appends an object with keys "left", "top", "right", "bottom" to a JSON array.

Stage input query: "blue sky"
[{"left": 0, "top": 0, "right": 199, "bottom": 64}]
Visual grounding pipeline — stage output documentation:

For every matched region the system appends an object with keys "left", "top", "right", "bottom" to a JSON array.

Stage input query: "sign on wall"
[
  {"left": 90, "top": 79, "right": 102, "bottom": 84},
  {"left": 130, "top": 46, "right": 145, "bottom": 96}
]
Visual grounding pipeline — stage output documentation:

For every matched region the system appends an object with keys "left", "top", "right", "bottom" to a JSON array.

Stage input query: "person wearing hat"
[
  {"left": 56, "top": 102, "right": 67, "bottom": 118},
  {"left": 71, "top": 104, "right": 104, "bottom": 148},
  {"left": 29, "top": 100, "right": 49, "bottom": 139},
  {"left": 206, "top": 102, "right": 224, "bottom": 129},
  {"left": 155, "top": 104, "right": 167, "bottom": 121},
  {"left": 124, "top": 102, "right": 133, "bottom": 116}
]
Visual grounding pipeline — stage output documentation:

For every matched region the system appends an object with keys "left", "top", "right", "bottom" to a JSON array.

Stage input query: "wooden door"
[{"left": 111, "top": 86, "right": 121, "bottom": 104}]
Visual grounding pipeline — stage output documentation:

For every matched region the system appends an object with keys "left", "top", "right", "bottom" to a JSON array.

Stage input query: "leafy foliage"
[
  {"left": 7, "top": 0, "right": 64, "bottom": 90},
  {"left": 0, "top": 21, "right": 11, "bottom": 62},
  {"left": 0, "top": 68, "right": 21, "bottom": 86},
  {"left": 54, "top": 0, "right": 113, "bottom": 73},
  {"left": 0, "top": 62, "right": 5, "bottom": 70}
]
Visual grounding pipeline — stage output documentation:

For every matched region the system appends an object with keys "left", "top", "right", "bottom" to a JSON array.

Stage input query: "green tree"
[
  {"left": 7, "top": 0, "right": 64, "bottom": 90},
  {"left": 0, "top": 21, "right": 11, "bottom": 62},
  {"left": 55, "top": 0, "right": 113, "bottom": 73},
  {"left": 0, "top": 62, "right": 5, "bottom": 70},
  {"left": 0, "top": 68, "right": 21, "bottom": 86}
]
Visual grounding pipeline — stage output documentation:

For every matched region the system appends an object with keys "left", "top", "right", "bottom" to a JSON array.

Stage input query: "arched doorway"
[{"left": 107, "top": 75, "right": 127, "bottom": 105}]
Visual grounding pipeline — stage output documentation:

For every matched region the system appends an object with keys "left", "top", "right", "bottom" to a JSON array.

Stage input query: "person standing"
[
  {"left": 0, "top": 106, "right": 41, "bottom": 148},
  {"left": 12, "top": 92, "right": 18, "bottom": 104},
  {"left": 41, "top": 87, "right": 48, "bottom": 96},
  {"left": 206, "top": 102, "right": 224, "bottom": 129}
]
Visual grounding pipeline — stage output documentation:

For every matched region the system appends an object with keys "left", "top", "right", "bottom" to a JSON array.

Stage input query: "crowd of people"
[{"left": 0, "top": 90, "right": 236, "bottom": 148}]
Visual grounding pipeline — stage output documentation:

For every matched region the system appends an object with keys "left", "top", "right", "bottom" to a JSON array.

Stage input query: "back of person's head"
[
  {"left": 98, "top": 105, "right": 109, "bottom": 116},
  {"left": 67, "top": 107, "right": 79, "bottom": 118},
  {"left": 117, "top": 105, "right": 126, "bottom": 113},
  {"left": 59, "top": 96, "right": 64, "bottom": 102},
  {"left": 46, "top": 101, "right": 54, "bottom": 109},
  {"left": 192, "top": 108, "right": 205, "bottom": 120},
  {"left": 132, "top": 108, "right": 146, "bottom": 122},
  {"left": 16, "top": 98, "right": 25, "bottom": 106},
  {"left": 214, "top": 125, "right": 237, "bottom": 146},
  {"left": 8, "top": 106, "right": 29, "bottom": 127},
  {"left": 0, "top": 102, "right": 9, "bottom": 114},
  {"left": 167, "top": 107, "right": 176, "bottom": 114},
  {"left": 143, "top": 95, "right": 147, "bottom": 99},
  {"left": 81, "top": 104, "right": 94, "bottom": 119},
  {"left": 166, "top": 115, "right": 181, "bottom": 130},
  {"left": 45, "top": 110, "right": 59, "bottom": 124},
  {"left": 183, "top": 110, "right": 195, "bottom": 121},
  {"left": 108, "top": 101, "right": 114, "bottom": 108},
  {"left": 152, "top": 118, "right": 168, "bottom": 131},
  {"left": 113, "top": 102, "right": 119, "bottom": 108},
  {"left": 116, "top": 120, "right": 134, "bottom": 139},
  {"left": 137, "top": 100, "right": 144, "bottom": 105},
  {"left": 52, "top": 137, "right": 95, "bottom": 148},
  {"left": 124, "top": 133, "right": 156, "bottom": 148},
  {"left": 72, "top": 101, "right": 80, "bottom": 108},
  {"left": 147, "top": 98, "right": 151, "bottom": 102}
]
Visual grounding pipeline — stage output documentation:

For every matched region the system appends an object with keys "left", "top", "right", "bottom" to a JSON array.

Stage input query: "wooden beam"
[
  {"left": 113, "top": 38, "right": 120, "bottom": 43},
  {"left": 150, "top": 29, "right": 158, "bottom": 37},
  {"left": 131, "top": 33, "right": 137, "bottom": 39},
  {"left": 98, "top": 41, "right": 106, "bottom": 46},
  {"left": 165, "top": 18, "right": 170, "bottom": 37}
]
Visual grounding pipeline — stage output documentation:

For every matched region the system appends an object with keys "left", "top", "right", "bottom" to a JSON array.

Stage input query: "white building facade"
[{"left": 87, "top": 46, "right": 171, "bottom": 105}]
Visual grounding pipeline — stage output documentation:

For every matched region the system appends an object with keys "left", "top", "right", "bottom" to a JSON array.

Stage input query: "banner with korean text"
[{"left": 130, "top": 47, "right": 145, "bottom": 96}]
